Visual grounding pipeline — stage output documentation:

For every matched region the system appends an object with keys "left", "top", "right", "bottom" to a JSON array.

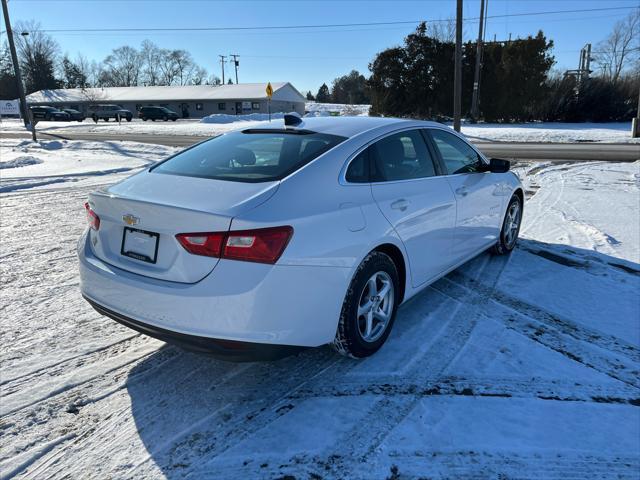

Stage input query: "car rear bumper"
[
  {"left": 78, "top": 230, "right": 351, "bottom": 352},
  {"left": 84, "top": 295, "right": 304, "bottom": 361}
]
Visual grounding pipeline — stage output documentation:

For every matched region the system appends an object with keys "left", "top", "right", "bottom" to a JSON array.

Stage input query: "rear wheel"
[
  {"left": 333, "top": 252, "right": 400, "bottom": 358},
  {"left": 492, "top": 194, "right": 522, "bottom": 255},
  {"left": 163, "top": 115, "right": 168, "bottom": 121}
]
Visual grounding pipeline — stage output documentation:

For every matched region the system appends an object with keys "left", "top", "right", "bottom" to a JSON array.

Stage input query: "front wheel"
[
  {"left": 332, "top": 252, "right": 400, "bottom": 358},
  {"left": 492, "top": 194, "right": 522, "bottom": 255}
]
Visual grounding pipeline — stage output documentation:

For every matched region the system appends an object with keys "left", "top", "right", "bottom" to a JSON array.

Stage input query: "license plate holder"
[{"left": 121, "top": 227, "right": 159, "bottom": 264}]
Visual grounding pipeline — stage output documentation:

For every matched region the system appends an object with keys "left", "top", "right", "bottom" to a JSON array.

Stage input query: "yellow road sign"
[{"left": 266, "top": 82, "right": 273, "bottom": 98}]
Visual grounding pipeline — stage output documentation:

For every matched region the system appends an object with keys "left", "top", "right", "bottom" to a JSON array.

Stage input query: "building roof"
[{"left": 26, "top": 82, "right": 305, "bottom": 104}]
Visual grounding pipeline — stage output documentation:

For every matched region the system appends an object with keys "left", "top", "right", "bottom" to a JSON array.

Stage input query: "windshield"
[{"left": 151, "top": 130, "right": 346, "bottom": 183}]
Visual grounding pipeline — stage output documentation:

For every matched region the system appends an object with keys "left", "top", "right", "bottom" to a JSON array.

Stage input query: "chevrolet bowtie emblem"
[{"left": 122, "top": 214, "right": 140, "bottom": 226}]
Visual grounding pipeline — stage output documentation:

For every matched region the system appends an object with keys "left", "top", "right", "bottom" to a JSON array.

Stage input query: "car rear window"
[{"left": 151, "top": 130, "right": 346, "bottom": 182}]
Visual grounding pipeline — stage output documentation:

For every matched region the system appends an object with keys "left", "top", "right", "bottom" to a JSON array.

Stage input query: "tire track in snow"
[{"left": 433, "top": 275, "right": 639, "bottom": 388}]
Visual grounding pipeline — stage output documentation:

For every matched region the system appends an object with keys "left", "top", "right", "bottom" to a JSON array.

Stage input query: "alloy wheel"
[{"left": 357, "top": 271, "right": 395, "bottom": 343}]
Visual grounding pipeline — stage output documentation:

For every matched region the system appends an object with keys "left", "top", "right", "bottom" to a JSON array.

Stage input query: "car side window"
[
  {"left": 345, "top": 148, "right": 370, "bottom": 183},
  {"left": 429, "top": 129, "right": 483, "bottom": 175},
  {"left": 371, "top": 130, "right": 437, "bottom": 182}
]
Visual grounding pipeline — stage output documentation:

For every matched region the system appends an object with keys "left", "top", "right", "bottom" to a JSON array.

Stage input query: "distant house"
[{"left": 25, "top": 83, "right": 305, "bottom": 118}]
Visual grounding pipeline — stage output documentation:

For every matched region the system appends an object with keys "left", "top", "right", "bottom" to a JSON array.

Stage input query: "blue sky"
[{"left": 2, "top": 0, "right": 637, "bottom": 94}]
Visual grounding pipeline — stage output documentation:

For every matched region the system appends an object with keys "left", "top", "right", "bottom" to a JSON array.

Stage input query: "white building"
[{"left": 25, "top": 82, "right": 305, "bottom": 118}]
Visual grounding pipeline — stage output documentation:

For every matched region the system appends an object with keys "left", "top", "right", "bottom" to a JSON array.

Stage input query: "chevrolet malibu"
[{"left": 79, "top": 116, "right": 523, "bottom": 361}]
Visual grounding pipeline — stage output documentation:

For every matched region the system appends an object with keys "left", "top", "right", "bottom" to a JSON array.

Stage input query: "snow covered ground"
[
  {"left": 462, "top": 122, "right": 639, "bottom": 144},
  {"left": 1, "top": 138, "right": 639, "bottom": 479},
  {"left": 0, "top": 138, "right": 177, "bottom": 193},
  {"left": 3, "top": 115, "right": 637, "bottom": 143}
]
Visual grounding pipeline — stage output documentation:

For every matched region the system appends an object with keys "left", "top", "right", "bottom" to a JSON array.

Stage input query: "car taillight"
[
  {"left": 84, "top": 202, "right": 100, "bottom": 230},
  {"left": 175, "top": 232, "right": 225, "bottom": 257},
  {"left": 175, "top": 226, "right": 293, "bottom": 264}
]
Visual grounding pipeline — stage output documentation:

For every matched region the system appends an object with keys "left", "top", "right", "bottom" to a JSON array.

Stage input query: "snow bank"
[
  {"left": 305, "top": 102, "right": 370, "bottom": 116},
  {"left": 200, "top": 112, "right": 287, "bottom": 124},
  {"left": 0, "top": 155, "right": 43, "bottom": 169}
]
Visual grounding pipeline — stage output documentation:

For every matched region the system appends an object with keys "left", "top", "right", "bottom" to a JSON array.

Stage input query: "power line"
[{"left": 8, "top": 6, "right": 636, "bottom": 34}]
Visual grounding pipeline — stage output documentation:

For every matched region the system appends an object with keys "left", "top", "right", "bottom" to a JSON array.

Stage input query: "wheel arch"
[
  {"left": 370, "top": 243, "right": 407, "bottom": 304},
  {"left": 513, "top": 187, "right": 524, "bottom": 208}
]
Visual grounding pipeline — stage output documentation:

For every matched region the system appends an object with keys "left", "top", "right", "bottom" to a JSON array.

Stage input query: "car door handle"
[
  {"left": 390, "top": 199, "right": 409, "bottom": 211},
  {"left": 455, "top": 187, "right": 469, "bottom": 197}
]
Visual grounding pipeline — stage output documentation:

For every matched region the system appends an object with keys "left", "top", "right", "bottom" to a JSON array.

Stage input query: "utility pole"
[
  {"left": 219, "top": 55, "right": 226, "bottom": 84},
  {"left": 470, "top": 0, "right": 485, "bottom": 123},
  {"left": 453, "top": 0, "right": 463, "bottom": 132},
  {"left": 2, "top": 0, "right": 35, "bottom": 141},
  {"left": 230, "top": 54, "right": 239, "bottom": 84},
  {"left": 633, "top": 81, "right": 640, "bottom": 138}
]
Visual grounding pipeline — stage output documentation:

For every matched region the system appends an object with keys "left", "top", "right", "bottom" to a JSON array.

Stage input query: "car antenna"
[{"left": 284, "top": 112, "right": 303, "bottom": 128}]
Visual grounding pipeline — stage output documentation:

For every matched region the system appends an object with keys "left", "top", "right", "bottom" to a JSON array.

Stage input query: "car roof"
[{"left": 246, "top": 116, "right": 446, "bottom": 139}]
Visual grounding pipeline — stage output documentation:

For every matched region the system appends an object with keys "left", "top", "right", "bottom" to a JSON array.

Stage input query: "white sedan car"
[{"left": 79, "top": 116, "right": 523, "bottom": 360}]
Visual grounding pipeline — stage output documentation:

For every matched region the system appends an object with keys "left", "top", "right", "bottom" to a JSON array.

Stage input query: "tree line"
[
  {"left": 308, "top": 10, "right": 639, "bottom": 122},
  {"left": 0, "top": 21, "right": 220, "bottom": 98}
]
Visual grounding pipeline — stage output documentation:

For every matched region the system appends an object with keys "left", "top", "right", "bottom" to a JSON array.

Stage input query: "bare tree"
[
  {"left": 594, "top": 9, "right": 640, "bottom": 85},
  {"left": 430, "top": 18, "right": 456, "bottom": 43},
  {"left": 101, "top": 46, "right": 141, "bottom": 87},
  {"left": 13, "top": 20, "right": 60, "bottom": 92},
  {"left": 140, "top": 40, "right": 162, "bottom": 86},
  {"left": 170, "top": 49, "right": 197, "bottom": 85},
  {"left": 158, "top": 48, "right": 179, "bottom": 85},
  {"left": 191, "top": 66, "right": 208, "bottom": 85}
]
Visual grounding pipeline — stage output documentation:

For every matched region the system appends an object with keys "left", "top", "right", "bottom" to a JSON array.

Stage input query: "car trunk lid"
[{"left": 87, "top": 170, "right": 279, "bottom": 283}]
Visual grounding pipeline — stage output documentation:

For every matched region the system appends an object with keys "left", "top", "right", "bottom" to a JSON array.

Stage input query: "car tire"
[
  {"left": 126, "top": 116, "right": 132, "bottom": 122},
  {"left": 142, "top": 117, "right": 147, "bottom": 121},
  {"left": 492, "top": 194, "right": 522, "bottom": 255},
  {"left": 332, "top": 251, "right": 400, "bottom": 358},
  {"left": 104, "top": 117, "right": 109, "bottom": 122},
  {"left": 163, "top": 115, "right": 168, "bottom": 121},
  {"left": 172, "top": 118, "right": 177, "bottom": 122},
  {"left": 151, "top": 118, "right": 156, "bottom": 122}
]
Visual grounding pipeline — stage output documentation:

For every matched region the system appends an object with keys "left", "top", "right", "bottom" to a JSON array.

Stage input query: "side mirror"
[{"left": 488, "top": 158, "right": 510, "bottom": 173}]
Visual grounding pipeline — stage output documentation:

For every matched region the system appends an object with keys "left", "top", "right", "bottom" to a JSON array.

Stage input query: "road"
[{"left": 2, "top": 130, "right": 639, "bottom": 161}]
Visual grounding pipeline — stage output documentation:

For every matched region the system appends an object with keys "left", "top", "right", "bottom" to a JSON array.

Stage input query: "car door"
[
  {"left": 426, "top": 128, "right": 504, "bottom": 262},
  {"left": 368, "top": 129, "right": 456, "bottom": 287}
]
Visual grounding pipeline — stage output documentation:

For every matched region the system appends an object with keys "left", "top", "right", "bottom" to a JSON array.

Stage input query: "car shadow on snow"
[{"left": 124, "top": 240, "right": 639, "bottom": 478}]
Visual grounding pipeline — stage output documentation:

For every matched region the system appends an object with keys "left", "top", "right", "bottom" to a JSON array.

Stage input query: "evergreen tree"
[
  {"left": 330, "top": 70, "right": 370, "bottom": 104},
  {"left": 368, "top": 23, "right": 555, "bottom": 121},
  {"left": 61, "top": 56, "right": 89, "bottom": 88},
  {"left": 306, "top": 90, "right": 315, "bottom": 101},
  {"left": 227, "top": 78, "right": 233, "bottom": 84},
  {"left": 315, "top": 83, "right": 330, "bottom": 103},
  {"left": 0, "top": 43, "right": 19, "bottom": 100}
]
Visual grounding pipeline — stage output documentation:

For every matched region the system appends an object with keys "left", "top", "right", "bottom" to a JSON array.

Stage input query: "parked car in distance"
[
  {"left": 79, "top": 115, "right": 523, "bottom": 361},
  {"left": 89, "top": 104, "right": 133, "bottom": 122},
  {"left": 139, "top": 106, "right": 179, "bottom": 122},
  {"left": 29, "top": 106, "right": 70, "bottom": 121},
  {"left": 62, "top": 108, "right": 86, "bottom": 122}
]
